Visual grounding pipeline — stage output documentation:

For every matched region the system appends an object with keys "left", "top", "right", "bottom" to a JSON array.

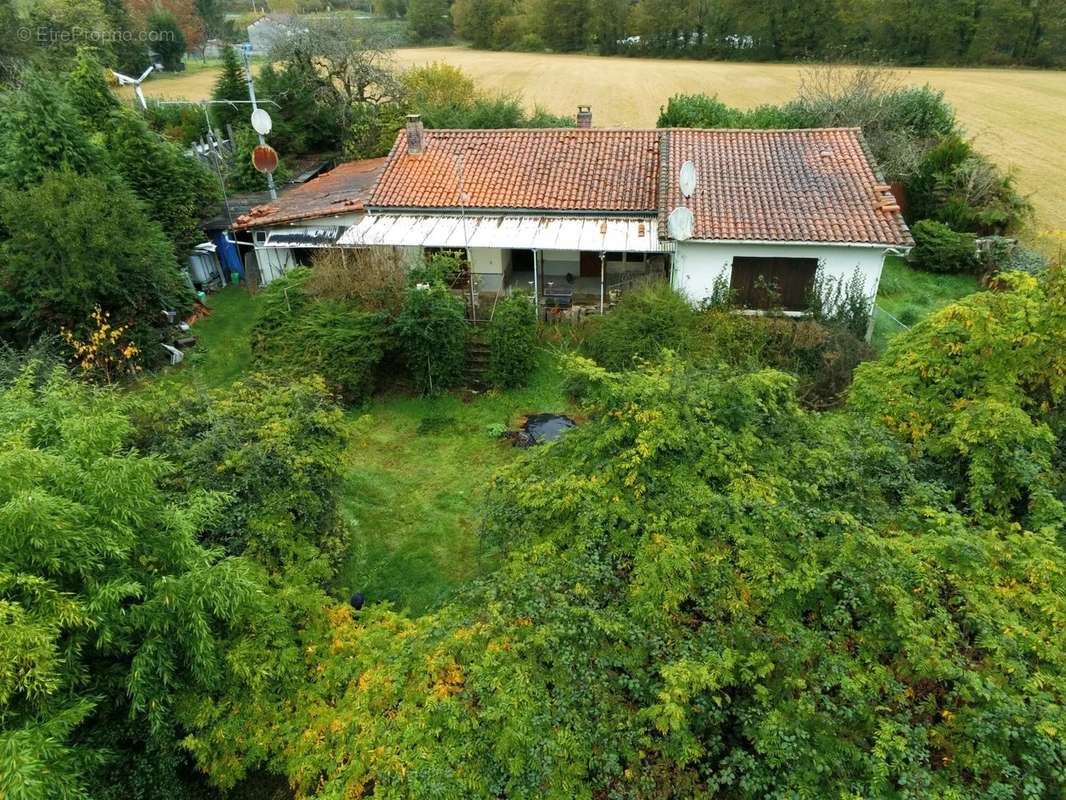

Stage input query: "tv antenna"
[{"left": 112, "top": 66, "right": 154, "bottom": 111}]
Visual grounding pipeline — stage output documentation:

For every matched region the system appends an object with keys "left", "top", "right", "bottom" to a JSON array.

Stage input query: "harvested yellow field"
[{"left": 137, "top": 48, "right": 1066, "bottom": 236}]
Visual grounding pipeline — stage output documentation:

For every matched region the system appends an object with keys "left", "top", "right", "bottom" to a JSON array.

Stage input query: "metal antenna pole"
[
  {"left": 456, "top": 153, "right": 475, "bottom": 322},
  {"left": 241, "top": 47, "right": 276, "bottom": 200},
  {"left": 201, "top": 103, "right": 233, "bottom": 226}
]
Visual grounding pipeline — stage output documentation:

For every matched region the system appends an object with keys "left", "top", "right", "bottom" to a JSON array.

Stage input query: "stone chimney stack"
[
  {"left": 406, "top": 114, "right": 425, "bottom": 155},
  {"left": 576, "top": 105, "right": 592, "bottom": 128}
]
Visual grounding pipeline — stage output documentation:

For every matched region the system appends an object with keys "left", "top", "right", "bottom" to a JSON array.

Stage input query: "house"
[
  {"left": 339, "top": 114, "right": 911, "bottom": 312},
  {"left": 229, "top": 157, "right": 387, "bottom": 287},
  {"left": 246, "top": 15, "right": 307, "bottom": 55}
]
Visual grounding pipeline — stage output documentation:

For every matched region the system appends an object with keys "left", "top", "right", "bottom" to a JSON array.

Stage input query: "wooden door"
[{"left": 579, "top": 251, "right": 601, "bottom": 278}]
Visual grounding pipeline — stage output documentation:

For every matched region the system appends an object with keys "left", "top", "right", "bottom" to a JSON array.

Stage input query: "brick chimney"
[
  {"left": 576, "top": 105, "right": 592, "bottom": 128},
  {"left": 406, "top": 114, "right": 425, "bottom": 155}
]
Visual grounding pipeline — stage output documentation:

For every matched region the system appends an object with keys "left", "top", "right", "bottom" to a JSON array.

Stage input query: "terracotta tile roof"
[
  {"left": 662, "top": 128, "right": 911, "bottom": 246},
  {"left": 234, "top": 157, "right": 387, "bottom": 230},
  {"left": 369, "top": 129, "right": 661, "bottom": 213}
]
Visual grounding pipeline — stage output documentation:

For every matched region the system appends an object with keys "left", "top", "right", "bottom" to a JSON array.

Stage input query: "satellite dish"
[
  {"left": 251, "top": 108, "right": 272, "bottom": 136},
  {"left": 251, "top": 144, "right": 279, "bottom": 174},
  {"left": 679, "top": 160, "right": 697, "bottom": 198},
  {"left": 667, "top": 206, "right": 694, "bottom": 241},
  {"left": 112, "top": 65, "right": 154, "bottom": 111}
]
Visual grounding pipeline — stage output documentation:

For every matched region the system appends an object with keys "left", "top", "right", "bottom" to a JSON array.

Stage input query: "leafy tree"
[
  {"left": 372, "top": 0, "right": 408, "bottom": 17},
  {"left": 146, "top": 8, "right": 186, "bottom": 71},
  {"left": 452, "top": 0, "right": 517, "bottom": 48},
  {"left": 407, "top": 0, "right": 451, "bottom": 41},
  {"left": 268, "top": 15, "right": 403, "bottom": 138},
  {"left": 850, "top": 270, "right": 1066, "bottom": 527},
  {"left": 102, "top": 0, "right": 151, "bottom": 74},
  {"left": 129, "top": 0, "right": 204, "bottom": 55},
  {"left": 132, "top": 371, "right": 352, "bottom": 577},
  {"left": 0, "top": 367, "right": 261, "bottom": 799},
  {"left": 255, "top": 59, "right": 347, "bottom": 154},
  {"left": 0, "top": 71, "right": 107, "bottom": 189},
  {"left": 528, "top": 0, "right": 590, "bottom": 51},
  {"left": 0, "top": 172, "right": 193, "bottom": 356},
  {"left": 0, "top": 0, "right": 31, "bottom": 84},
  {"left": 209, "top": 44, "right": 246, "bottom": 131},
  {"left": 103, "top": 108, "right": 220, "bottom": 254},
  {"left": 195, "top": 0, "right": 224, "bottom": 40},
  {"left": 184, "top": 353, "right": 1066, "bottom": 798},
  {"left": 25, "top": 0, "right": 114, "bottom": 66},
  {"left": 65, "top": 46, "right": 121, "bottom": 130}
]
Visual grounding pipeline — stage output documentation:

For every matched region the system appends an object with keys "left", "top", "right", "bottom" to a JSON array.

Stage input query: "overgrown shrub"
[
  {"left": 131, "top": 372, "right": 350, "bottom": 579},
  {"left": 908, "top": 135, "right": 1030, "bottom": 235},
  {"left": 393, "top": 284, "right": 468, "bottom": 393},
  {"left": 694, "top": 311, "right": 872, "bottom": 408},
  {"left": 850, "top": 270, "right": 1066, "bottom": 525},
  {"left": 581, "top": 284, "right": 698, "bottom": 370},
  {"left": 0, "top": 172, "right": 194, "bottom": 363},
  {"left": 807, "top": 266, "right": 873, "bottom": 338},
  {"left": 251, "top": 268, "right": 389, "bottom": 402},
  {"left": 910, "top": 219, "right": 979, "bottom": 273},
  {"left": 488, "top": 291, "right": 538, "bottom": 388},
  {"left": 305, "top": 247, "right": 407, "bottom": 314},
  {"left": 408, "top": 249, "right": 466, "bottom": 287}
]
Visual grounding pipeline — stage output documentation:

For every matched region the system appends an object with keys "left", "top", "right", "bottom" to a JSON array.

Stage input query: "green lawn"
[
  {"left": 154, "top": 262, "right": 972, "bottom": 615},
  {"left": 335, "top": 358, "right": 571, "bottom": 615},
  {"left": 156, "top": 286, "right": 257, "bottom": 392},
  {"left": 872, "top": 256, "right": 981, "bottom": 349},
  {"left": 157, "top": 291, "right": 571, "bottom": 616}
]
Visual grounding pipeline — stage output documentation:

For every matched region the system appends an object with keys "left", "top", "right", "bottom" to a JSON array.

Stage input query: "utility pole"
[{"left": 240, "top": 44, "right": 276, "bottom": 200}]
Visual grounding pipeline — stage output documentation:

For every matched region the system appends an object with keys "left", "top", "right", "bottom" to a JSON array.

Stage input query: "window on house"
[{"left": 729, "top": 256, "right": 818, "bottom": 311}]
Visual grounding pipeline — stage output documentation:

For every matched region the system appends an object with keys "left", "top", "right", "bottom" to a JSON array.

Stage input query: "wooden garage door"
[{"left": 729, "top": 256, "right": 818, "bottom": 311}]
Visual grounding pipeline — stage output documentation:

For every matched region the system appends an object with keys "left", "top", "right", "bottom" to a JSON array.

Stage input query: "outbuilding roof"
[
  {"left": 368, "top": 127, "right": 910, "bottom": 247},
  {"left": 233, "top": 157, "right": 387, "bottom": 230}
]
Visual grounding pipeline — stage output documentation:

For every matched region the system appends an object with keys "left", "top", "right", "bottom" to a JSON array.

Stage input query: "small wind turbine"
[{"left": 112, "top": 66, "right": 154, "bottom": 111}]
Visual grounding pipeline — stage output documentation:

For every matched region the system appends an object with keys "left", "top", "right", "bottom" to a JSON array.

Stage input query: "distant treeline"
[{"left": 397, "top": 0, "right": 1066, "bottom": 67}]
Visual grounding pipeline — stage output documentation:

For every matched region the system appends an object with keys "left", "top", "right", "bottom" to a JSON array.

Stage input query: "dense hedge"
[
  {"left": 580, "top": 285, "right": 870, "bottom": 408},
  {"left": 488, "top": 292, "right": 538, "bottom": 388},
  {"left": 250, "top": 268, "right": 389, "bottom": 403},
  {"left": 393, "top": 284, "right": 469, "bottom": 394},
  {"left": 910, "top": 219, "right": 979, "bottom": 273}
]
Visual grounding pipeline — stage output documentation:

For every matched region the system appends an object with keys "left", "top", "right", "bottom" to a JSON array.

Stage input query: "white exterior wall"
[
  {"left": 672, "top": 241, "right": 890, "bottom": 306},
  {"left": 468, "top": 247, "right": 509, "bottom": 291},
  {"left": 254, "top": 245, "right": 296, "bottom": 286}
]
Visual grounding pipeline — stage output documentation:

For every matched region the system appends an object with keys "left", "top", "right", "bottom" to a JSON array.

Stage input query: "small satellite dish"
[
  {"left": 679, "top": 160, "right": 697, "bottom": 198},
  {"left": 251, "top": 144, "right": 279, "bottom": 174},
  {"left": 251, "top": 108, "right": 272, "bottom": 136},
  {"left": 667, "top": 206, "right": 694, "bottom": 241}
]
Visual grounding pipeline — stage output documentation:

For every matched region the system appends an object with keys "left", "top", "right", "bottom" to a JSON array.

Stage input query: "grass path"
[{"left": 872, "top": 257, "right": 980, "bottom": 349}]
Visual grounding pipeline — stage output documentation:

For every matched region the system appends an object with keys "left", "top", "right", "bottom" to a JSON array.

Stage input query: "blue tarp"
[{"left": 212, "top": 231, "right": 244, "bottom": 277}]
